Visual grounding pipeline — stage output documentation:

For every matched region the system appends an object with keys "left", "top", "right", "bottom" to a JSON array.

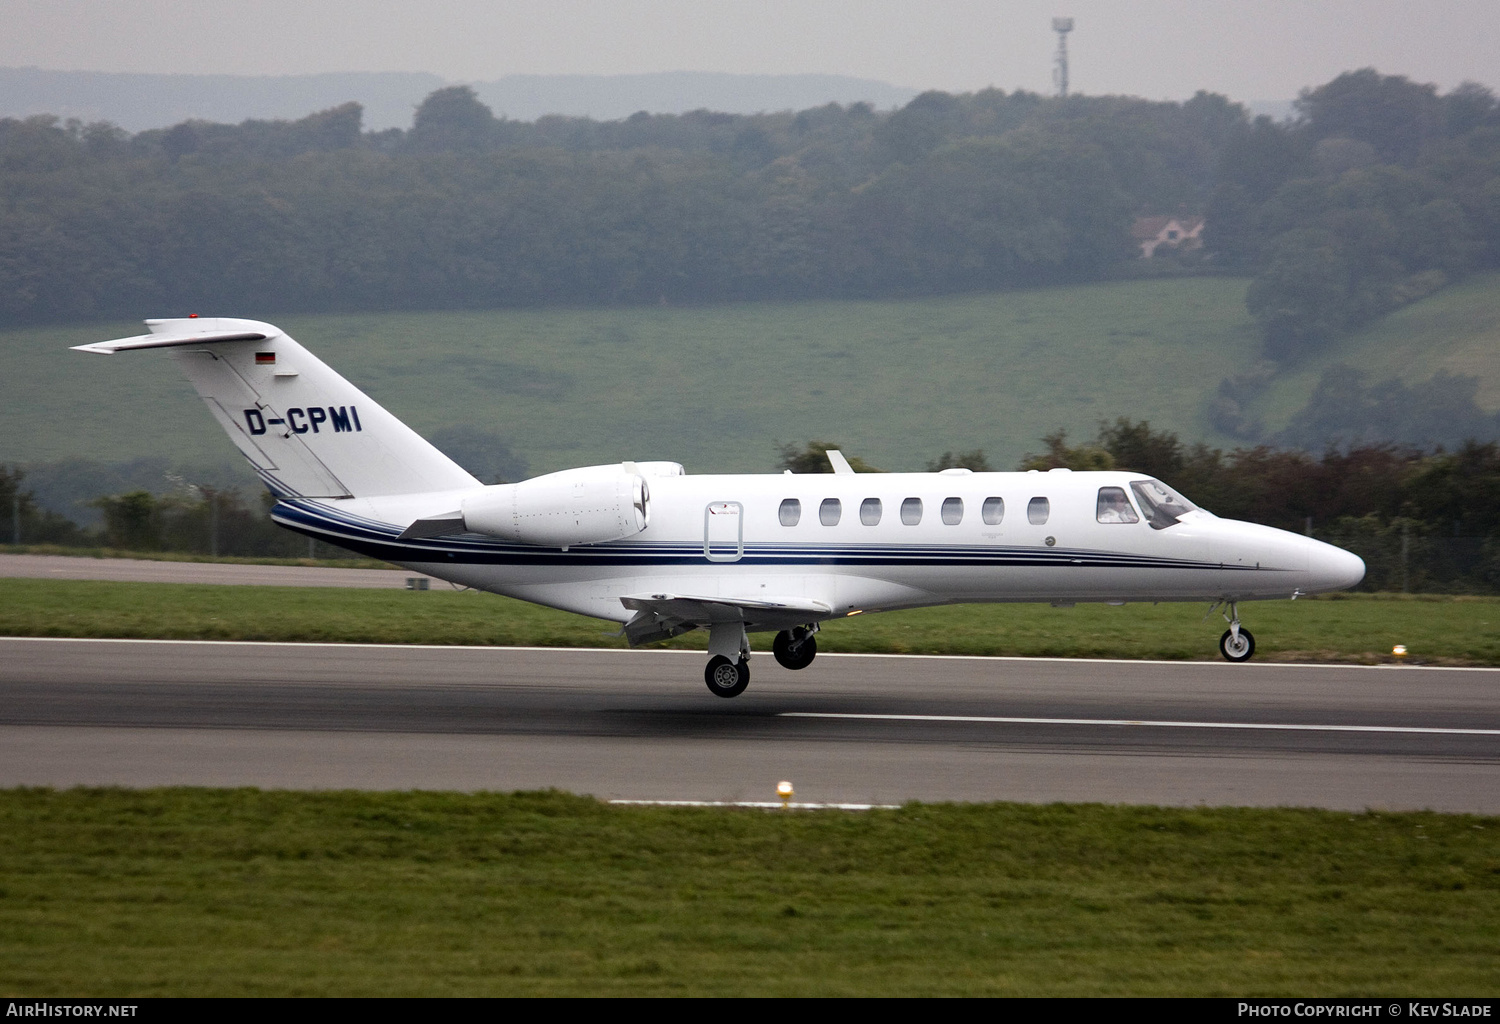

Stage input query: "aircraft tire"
[
  {"left": 1219, "top": 627, "right": 1255, "bottom": 662},
  {"left": 705, "top": 655, "right": 750, "bottom": 697},
  {"left": 772, "top": 630, "right": 817, "bottom": 670}
]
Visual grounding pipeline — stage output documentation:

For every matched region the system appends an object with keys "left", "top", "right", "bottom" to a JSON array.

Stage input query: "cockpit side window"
[
  {"left": 1095, "top": 486, "right": 1140, "bottom": 524},
  {"left": 1129, "top": 479, "right": 1196, "bottom": 530}
]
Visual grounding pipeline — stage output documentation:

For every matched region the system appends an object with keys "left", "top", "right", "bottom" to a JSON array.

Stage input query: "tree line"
[
  {"left": 7, "top": 70, "right": 1493, "bottom": 338},
  {"left": 0, "top": 465, "right": 320, "bottom": 559},
  {"left": 1214, "top": 71, "right": 1500, "bottom": 357},
  {"left": 0, "top": 87, "right": 1162, "bottom": 320}
]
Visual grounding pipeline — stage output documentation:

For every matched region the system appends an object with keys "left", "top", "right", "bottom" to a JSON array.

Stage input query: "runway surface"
[
  {"left": 3, "top": 637, "right": 1498, "bottom": 811},
  {"left": 0, "top": 553, "right": 420, "bottom": 588}
]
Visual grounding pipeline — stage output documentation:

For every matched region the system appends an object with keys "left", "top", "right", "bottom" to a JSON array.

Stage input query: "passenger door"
[{"left": 703, "top": 501, "right": 744, "bottom": 562}]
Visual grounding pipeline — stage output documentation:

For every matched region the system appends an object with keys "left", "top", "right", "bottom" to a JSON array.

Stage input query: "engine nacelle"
[{"left": 461, "top": 464, "right": 650, "bottom": 547}]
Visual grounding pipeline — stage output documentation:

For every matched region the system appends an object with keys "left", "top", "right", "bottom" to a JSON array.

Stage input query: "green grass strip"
[
  {"left": 1, "top": 578, "right": 1497, "bottom": 664},
  {"left": 0, "top": 789, "right": 1496, "bottom": 995}
]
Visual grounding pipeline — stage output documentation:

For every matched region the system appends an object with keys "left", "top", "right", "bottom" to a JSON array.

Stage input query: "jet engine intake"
[{"left": 461, "top": 465, "right": 649, "bottom": 547}]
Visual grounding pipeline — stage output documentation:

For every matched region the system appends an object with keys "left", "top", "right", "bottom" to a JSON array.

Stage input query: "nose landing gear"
[
  {"left": 1219, "top": 625, "right": 1255, "bottom": 662},
  {"left": 1210, "top": 601, "right": 1256, "bottom": 662}
]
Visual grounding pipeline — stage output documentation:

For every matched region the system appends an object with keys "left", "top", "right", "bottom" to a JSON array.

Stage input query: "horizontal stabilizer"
[
  {"left": 72, "top": 330, "right": 268, "bottom": 355},
  {"left": 619, "top": 592, "right": 832, "bottom": 647},
  {"left": 398, "top": 512, "right": 466, "bottom": 540}
]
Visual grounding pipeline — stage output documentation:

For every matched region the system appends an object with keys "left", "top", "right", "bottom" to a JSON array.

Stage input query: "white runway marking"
[
  {"left": 780, "top": 712, "right": 1500, "bottom": 737},
  {"left": 608, "top": 799, "right": 899, "bottom": 811}
]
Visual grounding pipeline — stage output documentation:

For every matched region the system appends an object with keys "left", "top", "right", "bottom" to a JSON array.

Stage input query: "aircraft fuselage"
[{"left": 271, "top": 467, "right": 1365, "bottom": 626}]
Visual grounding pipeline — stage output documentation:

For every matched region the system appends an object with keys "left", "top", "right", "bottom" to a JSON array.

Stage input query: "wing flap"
[
  {"left": 619, "top": 592, "right": 832, "bottom": 647},
  {"left": 621, "top": 593, "right": 833, "bottom": 618}
]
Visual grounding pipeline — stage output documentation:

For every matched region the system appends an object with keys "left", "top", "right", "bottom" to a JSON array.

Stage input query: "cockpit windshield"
[{"left": 1129, "top": 479, "right": 1197, "bottom": 530}]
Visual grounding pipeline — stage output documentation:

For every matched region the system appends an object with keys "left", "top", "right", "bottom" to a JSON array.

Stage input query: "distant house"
[{"left": 1132, "top": 215, "right": 1205, "bottom": 258}]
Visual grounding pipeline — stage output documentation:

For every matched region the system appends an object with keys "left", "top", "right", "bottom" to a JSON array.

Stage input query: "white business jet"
[{"left": 77, "top": 318, "right": 1366, "bottom": 697}]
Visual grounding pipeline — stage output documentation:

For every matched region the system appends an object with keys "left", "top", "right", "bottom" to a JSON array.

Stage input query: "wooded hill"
[{"left": 4, "top": 68, "right": 1498, "bottom": 368}]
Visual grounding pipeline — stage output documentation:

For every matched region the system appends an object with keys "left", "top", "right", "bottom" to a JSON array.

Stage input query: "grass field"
[
  {"left": 9, "top": 273, "right": 1499, "bottom": 489},
  {"left": 1, "top": 789, "right": 1495, "bottom": 996},
  {"left": 1252, "top": 272, "right": 1500, "bottom": 429},
  {"left": 2, "top": 578, "right": 1496, "bottom": 664},
  {"left": 2, "top": 278, "right": 1265, "bottom": 476}
]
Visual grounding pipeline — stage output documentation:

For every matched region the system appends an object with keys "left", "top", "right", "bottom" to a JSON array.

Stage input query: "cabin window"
[
  {"left": 941, "top": 497, "right": 964, "bottom": 525},
  {"left": 900, "top": 497, "right": 923, "bottom": 525},
  {"left": 982, "top": 496, "right": 1005, "bottom": 525},
  {"left": 1027, "top": 496, "right": 1050, "bottom": 525},
  {"left": 1096, "top": 487, "right": 1140, "bottom": 524},
  {"left": 778, "top": 498, "right": 801, "bottom": 527},
  {"left": 1129, "top": 479, "right": 1196, "bottom": 530},
  {"left": 860, "top": 498, "right": 882, "bottom": 526},
  {"left": 819, "top": 498, "right": 842, "bottom": 526}
]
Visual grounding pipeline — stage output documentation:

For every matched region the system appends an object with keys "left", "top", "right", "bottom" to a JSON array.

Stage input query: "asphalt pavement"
[
  {"left": 2, "top": 637, "right": 1495, "bottom": 810},
  {"left": 0, "top": 553, "right": 422, "bottom": 587}
]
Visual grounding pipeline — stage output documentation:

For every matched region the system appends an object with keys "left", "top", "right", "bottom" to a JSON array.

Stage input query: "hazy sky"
[{"left": 4, "top": 0, "right": 1497, "bottom": 101}]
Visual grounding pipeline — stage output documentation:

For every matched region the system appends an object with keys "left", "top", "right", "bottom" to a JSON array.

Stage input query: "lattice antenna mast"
[{"left": 1052, "top": 17, "right": 1074, "bottom": 98}]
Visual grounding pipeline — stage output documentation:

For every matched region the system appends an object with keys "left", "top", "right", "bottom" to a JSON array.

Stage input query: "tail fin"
[{"left": 75, "top": 318, "right": 480, "bottom": 498}]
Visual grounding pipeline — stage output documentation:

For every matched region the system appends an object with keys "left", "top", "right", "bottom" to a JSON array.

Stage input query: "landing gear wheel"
[
  {"left": 705, "top": 655, "right": 750, "bottom": 697},
  {"left": 1219, "top": 627, "right": 1255, "bottom": 662},
  {"left": 772, "top": 629, "right": 818, "bottom": 670}
]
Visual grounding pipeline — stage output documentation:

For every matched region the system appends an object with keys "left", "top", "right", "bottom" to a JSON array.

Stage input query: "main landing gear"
[
  {"left": 705, "top": 655, "right": 750, "bottom": 698},
  {"left": 1210, "top": 600, "right": 1256, "bottom": 662},
  {"left": 704, "top": 621, "right": 753, "bottom": 698},
  {"left": 703, "top": 622, "right": 821, "bottom": 697},
  {"left": 772, "top": 625, "right": 818, "bottom": 671}
]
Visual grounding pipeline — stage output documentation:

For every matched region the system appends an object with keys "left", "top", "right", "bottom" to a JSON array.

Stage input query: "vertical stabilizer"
[{"left": 75, "top": 318, "right": 480, "bottom": 498}]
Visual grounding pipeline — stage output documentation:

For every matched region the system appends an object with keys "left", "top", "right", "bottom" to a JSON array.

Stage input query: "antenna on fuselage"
[{"left": 826, "top": 450, "right": 855, "bottom": 475}]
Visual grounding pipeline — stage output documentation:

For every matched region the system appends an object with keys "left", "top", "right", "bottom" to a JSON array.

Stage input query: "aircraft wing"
[{"left": 619, "top": 592, "right": 832, "bottom": 647}]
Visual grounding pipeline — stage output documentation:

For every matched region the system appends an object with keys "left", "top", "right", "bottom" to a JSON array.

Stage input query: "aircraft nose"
[{"left": 1308, "top": 541, "right": 1365, "bottom": 592}]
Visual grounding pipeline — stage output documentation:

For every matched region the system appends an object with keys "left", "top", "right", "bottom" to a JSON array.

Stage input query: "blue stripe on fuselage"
[{"left": 270, "top": 499, "right": 1276, "bottom": 573}]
